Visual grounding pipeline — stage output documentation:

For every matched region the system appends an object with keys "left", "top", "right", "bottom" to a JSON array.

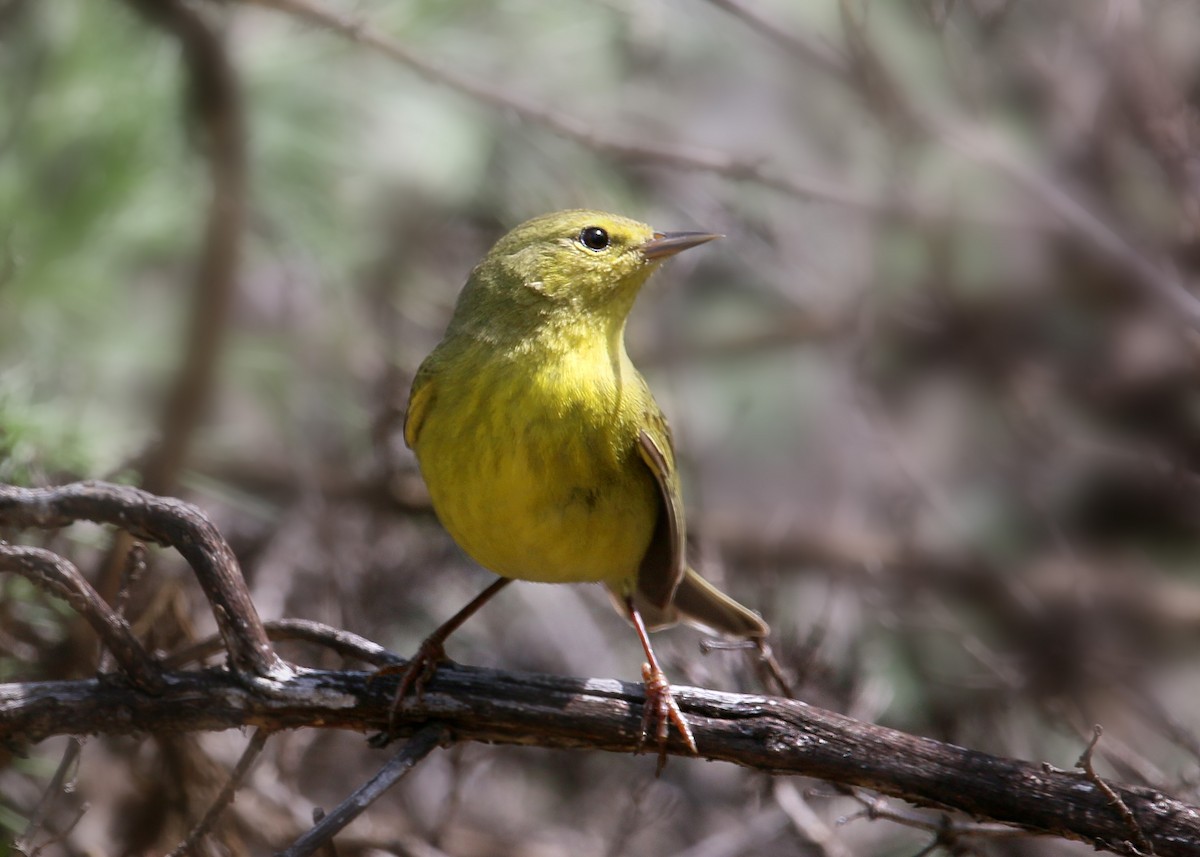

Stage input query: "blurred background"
[{"left": 4, "top": 0, "right": 1200, "bottom": 854}]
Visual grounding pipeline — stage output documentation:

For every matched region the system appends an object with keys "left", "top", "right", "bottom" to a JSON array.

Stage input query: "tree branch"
[
  {"left": 0, "top": 481, "right": 286, "bottom": 680},
  {"left": 277, "top": 725, "right": 446, "bottom": 857},
  {"left": 0, "top": 544, "right": 163, "bottom": 693},
  {"left": 707, "top": 0, "right": 1200, "bottom": 335},
  {"left": 2, "top": 664, "right": 1196, "bottom": 856}
]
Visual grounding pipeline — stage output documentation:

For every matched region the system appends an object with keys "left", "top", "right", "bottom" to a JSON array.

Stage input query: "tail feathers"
[{"left": 618, "top": 568, "right": 769, "bottom": 638}]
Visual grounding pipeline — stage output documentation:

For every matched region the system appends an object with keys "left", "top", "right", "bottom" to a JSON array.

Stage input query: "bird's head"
[{"left": 456, "top": 209, "right": 720, "bottom": 341}]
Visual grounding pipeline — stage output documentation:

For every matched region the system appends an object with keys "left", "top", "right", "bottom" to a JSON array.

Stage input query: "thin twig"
[
  {"left": 96, "top": 541, "right": 147, "bottom": 675},
  {"left": 0, "top": 481, "right": 287, "bottom": 680},
  {"left": 164, "top": 618, "right": 399, "bottom": 670},
  {"left": 706, "top": 0, "right": 1200, "bottom": 335},
  {"left": 773, "top": 780, "right": 855, "bottom": 857},
  {"left": 13, "top": 738, "right": 82, "bottom": 854},
  {"left": 167, "top": 728, "right": 271, "bottom": 857},
  {"left": 843, "top": 791, "right": 1030, "bottom": 841},
  {"left": 238, "top": 0, "right": 1039, "bottom": 229},
  {"left": 0, "top": 544, "right": 163, "bottom": 692},
  {"left": 703, "top": 0, "right": 850, "bottom": 81},
  {"left": 1076, "top": 726, "right": 1156, "bottom": 856},
  {"left": 277, "top": 725, "right": 446, "bottom": 857}
]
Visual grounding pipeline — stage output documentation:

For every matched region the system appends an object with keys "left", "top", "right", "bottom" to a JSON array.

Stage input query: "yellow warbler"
[{"left": 395, "top": 209, "right": 768, "bottom": 766}]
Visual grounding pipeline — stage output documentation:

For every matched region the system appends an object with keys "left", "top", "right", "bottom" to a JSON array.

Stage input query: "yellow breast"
[{"left": 410, "top": 337, "right": 659, "bottom": 586}]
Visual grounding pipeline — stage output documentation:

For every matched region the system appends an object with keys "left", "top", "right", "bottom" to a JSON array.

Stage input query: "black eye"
[{"left": 579, "top": 226, "right": 610, "bottom": 251}]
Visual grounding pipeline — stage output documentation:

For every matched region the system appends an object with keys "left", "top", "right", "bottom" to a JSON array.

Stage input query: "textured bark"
[{"left": 2, "top": 662, "right": 1197, "bottom": 856}]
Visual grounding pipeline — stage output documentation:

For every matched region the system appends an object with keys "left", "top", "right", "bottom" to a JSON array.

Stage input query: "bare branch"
[
  {"left": 1077, "top": 726, "right": 1157, "bottom": 856},
  {"left": 277, "top": 726, "right": 445, "bottom": 857},
  {"left": 0, "top": 481, "right": 286, "bottom": 680},
  {"left": 13, "top": 738, "right": 82, "bottom": 856},
  {"left": 933, "top": 118, "right": 1200, "bottom": 333},
  {"left": 237, "top": 0, "right": 1039, "bottom": 229},
  {"left": 703, "top": 0, "right": 850, "bottom": 82},
  {"left": 706, "top": 0, "right": 1200, "bottom": 335},
  {"left": 167, "top": 728, "right": 271, "bottom": 857},
  {"left": 0, "top": 544, "right": 163, "bottom": 692},
  {"left": 2, "top": 664, "right": 1198, "bottom": 856},
  {"left": 164, "top": 619, "right": 398, "bottom": 670},
  {"left": 773, "top": 780, "right": 856, "bottom": 857}
]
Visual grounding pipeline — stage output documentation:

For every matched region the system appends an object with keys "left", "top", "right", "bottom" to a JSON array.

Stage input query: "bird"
[{"left": 391, "top": 209, "right": 768, "bottom": 769}]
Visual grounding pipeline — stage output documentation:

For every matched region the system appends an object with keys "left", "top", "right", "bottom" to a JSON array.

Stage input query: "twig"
[
  {"left": 276, "top": 725, "right": 446, "bottom": 857},
  {"left": 0, "top": 544, "right": 163, "bottom": 692},
  {"left": 164, "top": 618, "right": 399, "bottom": 670},
  {"left": 773, "top": 780, "right": 855, "bottom": 857},
  {"left": 237, "top": 0, "right": 1038, "bottom": 229},
  {"left": 13, "top": 738, "right": 82, "bottom": 855},
  {"left": 703, "top": 0, "right": 850, "bottom": 82},
  {"left": 1076, "top": 726, "right": 1156, "bottom": 856},
  {"left": 934, "top": 118, "right": 1200, "bottom": 334},
  {"left": 96, "top": 541, "right": 147, "bottom": 675},
  {"left": 26, "top": 803, "right": 88, "bottom": 857},
  {"left": 166, "top": 728, "right": 271, "bottom": 857},
  {"left": 0, "top": 481, "right": 286, "bottom": 680},
  {"left": 843, "top": 791, "right": 1029, "bottom": 841},
  {"left": 706, "top": 0, "right": 1200, "bottom": 335},
  {"left": 672, "top": 807, "right": 790, "bottom": 857}
]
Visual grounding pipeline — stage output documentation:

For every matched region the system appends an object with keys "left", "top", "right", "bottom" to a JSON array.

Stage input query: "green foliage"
[{"left": 0, "top": 2, "right": 192, "bottom": 479}]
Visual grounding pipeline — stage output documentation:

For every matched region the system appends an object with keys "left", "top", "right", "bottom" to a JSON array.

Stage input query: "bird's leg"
[
  {"left": 374, "top": 577, "right": 513, "bottom": 724},
  {"left": 625, "top": 595, "right": 699, "bottom": 773}
]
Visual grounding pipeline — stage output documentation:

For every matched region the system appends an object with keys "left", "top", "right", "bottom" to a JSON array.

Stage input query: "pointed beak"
[{"left": 641, "top": 230, "right": 723, "bottom": 261}]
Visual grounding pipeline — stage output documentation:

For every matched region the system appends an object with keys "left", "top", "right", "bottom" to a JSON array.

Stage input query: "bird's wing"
[
  {"left": 635, "top": 411, "right": 687, "bottom": 611},
  {"left": 634, "top": 408, "right": 770, "bottom": 639},
  {"left": 403, "top": 363, "right": 438, "bottom": 449}
]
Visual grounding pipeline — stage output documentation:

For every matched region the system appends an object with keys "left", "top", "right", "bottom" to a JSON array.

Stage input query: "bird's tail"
[{"left": 622, "top": 567, "right": 769, "bottom": 637}]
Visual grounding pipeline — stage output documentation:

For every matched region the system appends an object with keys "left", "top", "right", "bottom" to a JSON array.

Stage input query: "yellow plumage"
[
  {"left": 395, "top": 209, "right": 768, "bottom": 764},
  {"left": 409, "top": 334, "right": 658, "bottom": 586}
]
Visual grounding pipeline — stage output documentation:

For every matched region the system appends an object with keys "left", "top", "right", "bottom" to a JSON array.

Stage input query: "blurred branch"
[
  {"left": 238, "top": 0, "right": 1041, "bottom": 229},
  {"left": 12, "top": 737, "right": 82, "bottom": 857},
  {"left": 277, "top": 725, "right": 445, "bottom": 857},
  {"left": 1107, "top": 29, "right": 1200, "bottom": 241},
  {"left": 0, "top": 481, "right": 286, "bottom": 680},
  {"left": 708, "top": 0, "right": 1200, "bottom": 334},
  {"left": 121, "top": 0, "right": 247, "bottom": 497},
  {"left": 937, "top": 118, "right": 1200, "bottom": 333},
  {"left": 704, "top": 0, "right": 850, "bottom": 82},
  {"left": 166, "top": 728, "right": 270, "bottom": 857},
  {"left": 3, "top": 662, "right": 1198, "bottom": 856}
]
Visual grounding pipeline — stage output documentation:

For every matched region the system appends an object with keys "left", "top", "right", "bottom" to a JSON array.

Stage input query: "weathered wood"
[
  {"left": 0, "top": 481, "right": 285, "bottom": 679},
  {"left": 2, "top": 663, "right": 1197, "bottom": 856}
]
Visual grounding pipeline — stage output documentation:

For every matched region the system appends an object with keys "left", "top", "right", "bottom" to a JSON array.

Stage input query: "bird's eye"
[{"left": 579, "top": 226, "right": 610, "bottom": 251}]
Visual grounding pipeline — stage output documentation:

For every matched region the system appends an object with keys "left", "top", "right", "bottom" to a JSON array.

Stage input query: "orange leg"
[
  {"left": 626, "top": 595, "right": 699, "bottom": 773},
  {"left": 375, "top": 577, "right": 512, "bottom": 723}
]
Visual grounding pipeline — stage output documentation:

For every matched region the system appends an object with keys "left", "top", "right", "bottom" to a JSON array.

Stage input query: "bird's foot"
[
  {"left": 370, "top": 638, "right": 449, "bottom": 728},
  {"left": 637, "top": 662, "right": 698, "bottom": 774}
]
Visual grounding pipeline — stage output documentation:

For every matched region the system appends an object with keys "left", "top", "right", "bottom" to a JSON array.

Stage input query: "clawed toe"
[
  {"left": 370, "top": 640, "right": 449, "bottom": 729},
  {"left": 637, "top": 662, "right": 698, "bottom": 774}
]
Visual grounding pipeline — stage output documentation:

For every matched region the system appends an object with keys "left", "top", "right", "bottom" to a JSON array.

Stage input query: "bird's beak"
[{"left": 641, "top": 231, "right": 723, "bottom": 261}]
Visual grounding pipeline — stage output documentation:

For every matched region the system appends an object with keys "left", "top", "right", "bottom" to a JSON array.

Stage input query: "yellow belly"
[{"left": 412, "top": 353, "right": 659, "bottom": 586}]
